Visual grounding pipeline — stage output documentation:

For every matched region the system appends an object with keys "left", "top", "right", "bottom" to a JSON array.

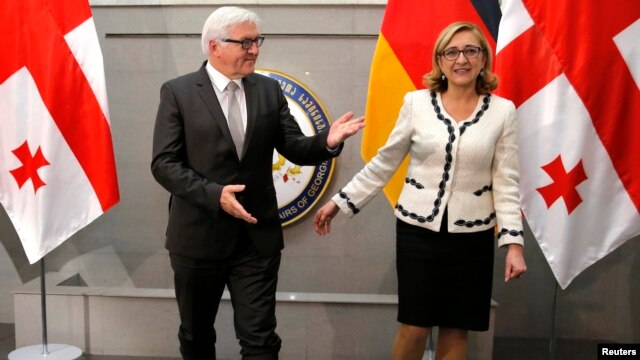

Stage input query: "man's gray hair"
[{"left": 201, "top": 6, "right": 261, "bottom": 56}]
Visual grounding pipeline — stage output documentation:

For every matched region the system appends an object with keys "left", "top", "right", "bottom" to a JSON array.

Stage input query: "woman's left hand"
[{"left": 505, "top": 244, "right": 527, "bottom": 282}]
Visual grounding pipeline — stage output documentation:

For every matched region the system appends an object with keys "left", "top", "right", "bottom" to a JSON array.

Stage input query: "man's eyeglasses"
[
  {"left": 439, "top": 46, "right": 484, "bottom": 61},
  {"left": 223, "top": 36, "right": 265, "bottom": 50}
]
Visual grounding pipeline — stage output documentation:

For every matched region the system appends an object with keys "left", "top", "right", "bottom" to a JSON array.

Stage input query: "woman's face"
[{"left": 438, "top": 30, "right": 487, "bottom": 91}]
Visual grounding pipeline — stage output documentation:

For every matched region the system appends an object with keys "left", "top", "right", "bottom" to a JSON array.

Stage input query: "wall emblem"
[{"left": 256, "top": 69, "right": 335, "bottom": 226}]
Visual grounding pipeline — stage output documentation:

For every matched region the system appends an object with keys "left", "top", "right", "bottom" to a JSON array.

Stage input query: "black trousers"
[{"left": 170, "top": 231, "right": 282, "bottom": 360}]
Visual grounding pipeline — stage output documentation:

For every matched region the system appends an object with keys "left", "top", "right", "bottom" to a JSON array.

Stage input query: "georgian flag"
[
  {"left": 0, "top": 0, "right": 119, "bottom": 264},
  {"left": 495, "top": 0, "right": 640, "bottom": 288}
]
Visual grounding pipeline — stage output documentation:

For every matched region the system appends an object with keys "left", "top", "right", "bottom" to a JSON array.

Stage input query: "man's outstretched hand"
[
  {"left": 220, "top": 184, "right": 257, "bottom": 224},
  {"left": 326, "top": 111, "right": 365, "bottom": 149}
]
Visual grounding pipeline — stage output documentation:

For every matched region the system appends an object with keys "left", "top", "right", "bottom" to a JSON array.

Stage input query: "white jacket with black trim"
[{"left": 333, "top": 90, "right": 524, "bottom": 247}]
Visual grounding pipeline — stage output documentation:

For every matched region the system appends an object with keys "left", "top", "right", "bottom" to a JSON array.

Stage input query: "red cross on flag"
[
  {"left": 495, "top": 0, "right": 640, "bottom": 288},
  {"left": 0, "top": 0, "right": 119, "bottom": 264}
]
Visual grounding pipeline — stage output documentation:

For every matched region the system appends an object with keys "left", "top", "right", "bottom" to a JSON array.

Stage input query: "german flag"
[{"left": 362, "top": 0, "right": 501, "bottom": 206}]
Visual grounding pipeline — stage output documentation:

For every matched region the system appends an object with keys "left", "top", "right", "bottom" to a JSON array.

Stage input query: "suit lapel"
[
  {"left": 194, "top": 64, "right": 237, "bottom": 157},
  {"left": 242, "top": 75, "right": 258, "bottom": 159}
]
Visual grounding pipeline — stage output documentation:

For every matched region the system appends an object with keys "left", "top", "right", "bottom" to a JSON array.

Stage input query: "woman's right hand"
[{"left": 313, "top": 201, "right": 339, "bottom": 235}]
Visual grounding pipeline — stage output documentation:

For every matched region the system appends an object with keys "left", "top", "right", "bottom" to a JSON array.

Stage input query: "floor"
[{"left": 0, "top": 323, "right": 602, "bottom": 359}]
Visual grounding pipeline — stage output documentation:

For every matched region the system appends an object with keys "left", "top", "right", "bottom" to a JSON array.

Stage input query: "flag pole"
[
  {"left": 424, "top": 329, "right": 435, "bottom": 360},
  {"left": 40, "top": 258, "right": 49, "bottom": 355},
  {"left": 549, "top": 282, "right": 560, "bottom": 360},
  {"left": 8, "top": 257, "right": 83, "bottom": 360}
]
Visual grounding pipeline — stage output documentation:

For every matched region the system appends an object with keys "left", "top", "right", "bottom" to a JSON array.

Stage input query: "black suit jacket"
[{"left": 151, "top": 63, "right": 341, "bottom": 260}]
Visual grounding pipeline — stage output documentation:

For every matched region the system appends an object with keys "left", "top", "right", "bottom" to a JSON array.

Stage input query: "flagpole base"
[{"left": 9, "top": 344, "right": 82, "bottom": 359}]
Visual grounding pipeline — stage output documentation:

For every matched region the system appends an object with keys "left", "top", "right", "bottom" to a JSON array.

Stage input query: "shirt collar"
[{"left": 205, "top": 61, "right": 243, "bottom": 92}]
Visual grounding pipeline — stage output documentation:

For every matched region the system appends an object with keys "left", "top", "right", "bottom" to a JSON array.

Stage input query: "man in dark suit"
[{"left": 151, "top": 6, "right": 364, "bottom": 360}]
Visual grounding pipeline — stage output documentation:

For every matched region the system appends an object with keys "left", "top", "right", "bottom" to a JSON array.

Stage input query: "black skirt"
[{"left": 395, "top": 208, "right": 494, "bottom": 331}]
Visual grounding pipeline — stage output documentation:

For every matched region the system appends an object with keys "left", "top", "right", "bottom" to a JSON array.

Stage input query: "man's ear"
[{"left": 209, "top": 40, "right": 218, "bottom": 57}]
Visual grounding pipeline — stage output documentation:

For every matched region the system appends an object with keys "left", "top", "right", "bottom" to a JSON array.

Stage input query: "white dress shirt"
[{"left": 205, "top": 61, "right": 247, "bottom": 133}]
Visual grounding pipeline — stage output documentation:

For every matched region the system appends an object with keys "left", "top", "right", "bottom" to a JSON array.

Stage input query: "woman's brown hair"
[{"left": 423, "top": 22, "right": 498, "bottom": 94}]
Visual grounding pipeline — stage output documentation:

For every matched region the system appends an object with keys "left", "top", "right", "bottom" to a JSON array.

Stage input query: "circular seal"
[{"left": 256, "top": 69, "right": 335, "bottom": 227}]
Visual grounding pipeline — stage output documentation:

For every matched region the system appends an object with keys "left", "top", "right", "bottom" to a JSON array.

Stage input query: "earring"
[
  {"left": 479, "top": 70, "right": 484, "bottom": 77},
  {"left": 441, "top": 74, "right": 446, "bottom": 81}
]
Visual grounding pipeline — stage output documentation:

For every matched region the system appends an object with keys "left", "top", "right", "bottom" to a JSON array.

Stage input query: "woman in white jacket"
[{"left": 313, "top": 22, "right": 527, "bottom": 360}]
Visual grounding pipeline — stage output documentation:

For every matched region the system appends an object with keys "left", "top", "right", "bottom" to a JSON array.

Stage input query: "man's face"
[{"left": 210, "top": 22, "right": 260, "bottom": 79}]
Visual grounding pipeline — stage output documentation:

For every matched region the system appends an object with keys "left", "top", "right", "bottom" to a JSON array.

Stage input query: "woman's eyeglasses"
[{"left": 439, "top": 46, "right": 484, "bottom": 61}]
